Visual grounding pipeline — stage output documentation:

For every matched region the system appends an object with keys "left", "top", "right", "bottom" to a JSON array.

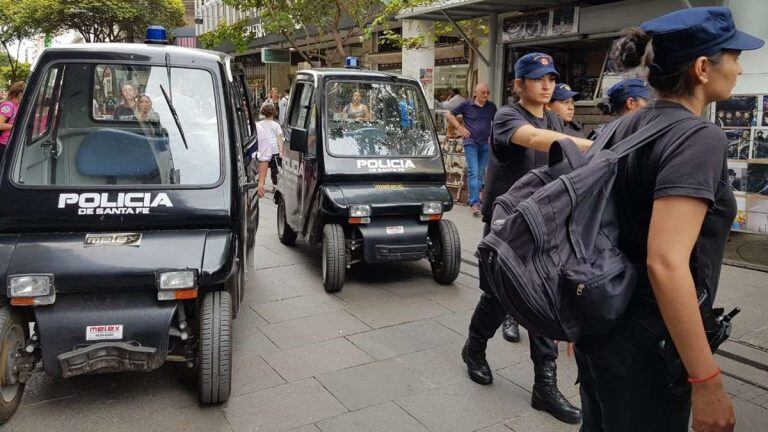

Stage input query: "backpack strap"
[{"left": 610, "top": 110, "right": 699, "bottom": 158}]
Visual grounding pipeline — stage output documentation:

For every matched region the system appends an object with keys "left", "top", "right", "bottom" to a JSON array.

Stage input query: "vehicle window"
[
  {"left": 289, "top": 82, "right": 314, "bottom": 129},
  {"left": 325, "top": 81, "right": 438, "bottom": 157},
  {"left": 12, "top": 63, "right": 221, "bottom": 186},
  {"left": 232, "top": 75, "right": 254, "bottom": 139},
  {"left": 30, "top": 65, "right": 62, "bottom": 140}
]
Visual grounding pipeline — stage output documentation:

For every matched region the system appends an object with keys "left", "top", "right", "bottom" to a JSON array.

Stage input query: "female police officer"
[
  {"left": 589, "top": 78, "right": 651, "bottom": 139},
  {"left": 574, "top": 7, "right": 763, "bottom": 431},
  {"left": 462, "top": 52, "right": 592, "bottom": 425}
]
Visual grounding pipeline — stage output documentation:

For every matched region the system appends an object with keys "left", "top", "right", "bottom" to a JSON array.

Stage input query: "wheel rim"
[
  {"left": 321, "top": 237, "right": 328, "bottom": 284},
  {"left": 0, "top": 324, "right": 23, "bottom": 403},
  {"left": 277, "top": 202, "right": 285, "bottom": 238}
]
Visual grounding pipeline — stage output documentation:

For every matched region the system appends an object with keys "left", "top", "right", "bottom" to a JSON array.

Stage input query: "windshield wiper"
[{"left": 159, "top": 84, "right": 189, "bottom": 150}]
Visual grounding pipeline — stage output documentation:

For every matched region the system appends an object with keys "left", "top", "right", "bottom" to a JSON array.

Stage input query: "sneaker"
[{"left": 471, "top": 204, "right": 481, "bottom": 216}]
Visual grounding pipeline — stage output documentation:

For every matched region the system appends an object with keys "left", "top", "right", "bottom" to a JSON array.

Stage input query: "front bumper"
[
  {"left": 34, "top": 291, "right": 177, "bottom": 377},
  {"left": 356, "top": 217, "right": 429, "bottom": 263}
]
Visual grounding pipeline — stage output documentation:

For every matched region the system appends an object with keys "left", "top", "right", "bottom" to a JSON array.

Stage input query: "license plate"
[
  {"left": 386, "top": 226, "right": 405, "bottom": 235},
  {"left": 86, "top": 325, "right": 124, "bottom": 341}
]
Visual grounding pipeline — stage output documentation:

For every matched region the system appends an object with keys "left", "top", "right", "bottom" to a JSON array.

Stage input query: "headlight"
[
  {"left": 158, "top": 270, "right": 197, "bottom": 290},
  {"left": 349, "top": 204, "right": 372, "bottom": 218},
  {"left": 9, "top": 274, "right": 53, "bottom": 297},
  {"left": 422, "top": 202, "right": 443, "bottom": 215}
]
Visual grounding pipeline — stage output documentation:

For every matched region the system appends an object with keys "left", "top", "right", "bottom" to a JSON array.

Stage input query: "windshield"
[
  {"left": 12, "top": 63, "right": 220, "bottom": 186},
  {"left": 326, "top": 81, "right": 438, "bottom": 157}
]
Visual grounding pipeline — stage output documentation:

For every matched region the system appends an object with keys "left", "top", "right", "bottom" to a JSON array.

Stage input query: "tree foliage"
[
  {"left": 0, "top": 0, "right": 50, "bottom": 83},
  {"left": 202, "top": 0, "right": 435, "bottom": 66},
  {"left": 43, "top": 0, "right": 186, "bottom": 43}
]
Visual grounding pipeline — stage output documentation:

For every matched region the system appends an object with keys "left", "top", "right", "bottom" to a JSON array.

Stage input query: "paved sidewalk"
[{"left": 5, "top": 198, "right": 768, "bottom": 432}]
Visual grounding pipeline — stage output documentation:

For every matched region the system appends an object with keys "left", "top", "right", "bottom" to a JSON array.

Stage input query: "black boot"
[
  {"left": 461, "top": 338, "right": 493, "bottom": 385},
  {"left": 531, "top": 361, "right": 581, "bottom": 424},
  {"left": 501, "top": 315, "right": 520, "bottom": 343}
]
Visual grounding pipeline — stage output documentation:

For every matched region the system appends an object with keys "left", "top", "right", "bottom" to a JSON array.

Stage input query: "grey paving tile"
[
  {"left": 223, "top": 379, "right": 347, "bottom": 432},
  {"left": 346, "top": 295, "right": 450, "bottom": 328},
  {"left": 255, "top": 294, "right": 349, "bottom": 323},
  {"left": 115, "top": 406, "right": 233, "bottom": 432},
  {"left": 289, "top": 426, "right": 322, "bottom": 432},
  {"left": 423, "top": 285, "right": 484, "bottom": 312},
  {"left": 260, "top": 311, "right": 371, "bottom": 349},
  {"left": 477, "top": 424, "right": 514, "bottom": 432},
  {"left": 252, "top": 243, "right": 313, "bottom": 270},
  {"left": 433, "top": 309, "right": 473, "bottom": 336},
  {"left": 723, "top": 374, "right": 768, "bottom": 401},
  {"left": 233, "top": 326, "right": 280, "bottom": 359},
  {"left": 397, "top": 378, "right": 534, "bottom": 432},
  {"left": 231, "top": 355, "right": 286, "bottom": 396},
  {"left": 347, "top": 320, "right": 464, "bottom": 360},
  {"left": 236, "top": 305, "right": 268, "bottom": 328},
  {"left": 262, "top": 337, "right": 374, "bottom": 382},
  {"left": 505, "top": 410, "right": 579, "bottom": 432},
  {"left": 497, "top": 356, "right": 580, "bottom": 399},
  {"left": 317, "top": 359, "right": 434, "bottom": 411},
  {"left": 718, "top": 355, "right": 768, "bottom": 388},
  {"left": 262, "top": 262, "right": 324, "bottom": 295},
  {"left": 385, "top": 277, "right": 443, "bottom": 298},
  {"left": 316, "top": 401, "right": 428, "bottom": 432},
  {"left": 247, "top": 272, "right": 303, "bottom": 305},
  {"left": 333, "top": 282, "right": 402, "bottom": 306},
  {"left": 395, "top": 341, "right": 468, "bottom": 387},
  {"left": 731, "top": 396, "right": 768, "bottom": 432}
]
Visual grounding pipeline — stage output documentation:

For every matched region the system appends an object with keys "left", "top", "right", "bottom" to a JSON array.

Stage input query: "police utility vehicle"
[
  {"left": 276, "top": 58, "right": 461, "bottom": 292},
  {"left": 0, "top": 27, "right": 260, "bottom": 422}
]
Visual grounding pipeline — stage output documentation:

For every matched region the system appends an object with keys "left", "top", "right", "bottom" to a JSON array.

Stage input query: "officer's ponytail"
[
  {"left": 596, "top": 100, "right": 616, "bottom": 116},
  {"left": 612, "top": 27, "right": 725, "bottom": 98}
]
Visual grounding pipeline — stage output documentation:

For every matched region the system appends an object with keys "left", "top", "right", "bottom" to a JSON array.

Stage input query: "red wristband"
[{"left": 687, "top": 368, "right": 721, "bottom": 384}]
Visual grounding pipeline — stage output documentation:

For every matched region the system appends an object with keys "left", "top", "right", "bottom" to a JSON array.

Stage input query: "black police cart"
[
  {"left": 276, "top": 60, "right": 461, "bottom": 293},
  {"left": 0, "top": 27, "right": 260, "bottom": 423}
]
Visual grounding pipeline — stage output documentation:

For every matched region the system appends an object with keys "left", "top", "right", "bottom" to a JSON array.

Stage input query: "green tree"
[
  {"left": 45, "top": 0, "right": 186, "bottom": 43},
  {"left": 202, "top": 0, "right": 433, "bottom": 66},
  {"left": 0, "top": 0, "right": 50, "bottom": 83}
]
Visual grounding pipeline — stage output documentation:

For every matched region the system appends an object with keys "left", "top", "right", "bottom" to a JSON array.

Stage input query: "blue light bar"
[
  {"left": 145, "top": 26, "right": 168, "bottom": 45},
  {"left": 345, "top": 57, "right": 360, "bottom": 69}
]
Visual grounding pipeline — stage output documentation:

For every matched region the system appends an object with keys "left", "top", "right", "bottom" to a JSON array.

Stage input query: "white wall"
[
  {"left": 401, "top": 20, "right": 436, "bottom": 108},
  {"left": 728, "top": 0, "right": 768, "bottom": 94}
]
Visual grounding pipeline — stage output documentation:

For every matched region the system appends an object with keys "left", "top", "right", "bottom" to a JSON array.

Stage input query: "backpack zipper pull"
[{"left": 576, "top": 283, "right": 586, "bottom": 296}]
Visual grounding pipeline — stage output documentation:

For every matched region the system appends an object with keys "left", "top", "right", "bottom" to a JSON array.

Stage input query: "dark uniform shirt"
[
  {"left": 610, "top": 100, "right": 736, "bottom": 303},
  {"left": 481, "top": 103, "right": 564, "bottom": 221},
  {"left": 563, "top": 120, "right": 586, "bottom": 138}
]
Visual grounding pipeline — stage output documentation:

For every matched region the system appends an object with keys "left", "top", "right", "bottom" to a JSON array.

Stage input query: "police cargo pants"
[{"left": 469, "top": 223, "right": 558, "bottom": 365}]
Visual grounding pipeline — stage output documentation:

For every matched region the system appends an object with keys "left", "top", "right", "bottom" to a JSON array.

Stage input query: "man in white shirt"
[
  {"left": 278, "top": 89, "right": 290, "bottom": 125},
  {"left": 441, "top": 88, "right": 466, "bottom": 111}
]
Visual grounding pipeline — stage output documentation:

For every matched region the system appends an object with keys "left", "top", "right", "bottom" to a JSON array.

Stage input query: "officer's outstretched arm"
[{"left": 510, "top": 124, "right": 592, "bottom": 152}]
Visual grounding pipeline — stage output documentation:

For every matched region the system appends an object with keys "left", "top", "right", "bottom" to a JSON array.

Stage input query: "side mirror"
[{"left": 290, "top": 128, "right": 308, "bottom": 154}]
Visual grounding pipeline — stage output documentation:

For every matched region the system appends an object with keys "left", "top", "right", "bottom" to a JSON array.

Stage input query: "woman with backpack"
[
  {"left": 462, "top": 52, "right": 592, "bottom": 425},
  {"left": 575, "top": 7, "right": 763, "bottom": 431}
]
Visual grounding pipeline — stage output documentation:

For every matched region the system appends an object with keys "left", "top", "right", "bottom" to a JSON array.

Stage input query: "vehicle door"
[
  {"left": 283, "top": 80, "right": 316, "bottom": 231},
  {"left": 229, "top": 68, "right": 258, "bottom": 308},
  {"left": 14, "top": 64, "right": 64, "bottom": 185}
]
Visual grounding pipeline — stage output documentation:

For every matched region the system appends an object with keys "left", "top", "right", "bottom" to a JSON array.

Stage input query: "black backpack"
[{"left": 476, "top": 110, "right": 706, "bottom": 342}]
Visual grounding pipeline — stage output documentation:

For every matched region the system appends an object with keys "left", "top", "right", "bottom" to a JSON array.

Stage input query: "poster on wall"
[
  {"left": 746, "top": 163, "right": 768, "bottom": 195},
  {"left": 729, "top": 161, "right": 748, "bottom": 194},
  {"left": 714, "top": 96, "right": 758, "bottom": 127},
  {"left": 733, "top": 196, "right": 747, "bottom": 231},
  {"left": 725, "top": 129, "right": 751, "bottom": 160},
  {"left": 747, "top": 197, "right": 768, "bottom": 233},
  {"left": 501, "top": 7, "right": 579, "bottom": 43},
  {"left": 753, "top": 128, "right": 768, "bottom": 161}
]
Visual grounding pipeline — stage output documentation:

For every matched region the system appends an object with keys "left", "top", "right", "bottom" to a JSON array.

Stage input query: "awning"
[{"left": 396, "top": 0, "right": 564, "bottom": 21}]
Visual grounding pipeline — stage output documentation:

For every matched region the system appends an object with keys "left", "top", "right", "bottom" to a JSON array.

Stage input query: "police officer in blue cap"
[
  {"left": 589, "top": 78, "right": 651, "bottom": 138},
  {"left": 546, "top": 83, "right": 585, "bottom": 137},
  {"left": 574, "top": 7, "right": 763, "bottom": 432},
  {"left": 462, "top": 52, "right": 592, "bottom": 425}
]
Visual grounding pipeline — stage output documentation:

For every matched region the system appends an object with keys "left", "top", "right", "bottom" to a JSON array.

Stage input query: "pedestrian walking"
[
  {"left": 461, "top": 53, "right": 592, "bottom": 425},
  {"left": 574, "top": 7, "right": 763, "bottom": 432},
  {"left": 0, "top": 82, "right": 24, "bottom": 161},
  {"left": 258, "top": 103, "right": 284, "bottom": 188},
  {"left": 445, "top": 83, "right": 497, "bottom": 216},
  {"left": 278, "top": 88, "right": 290, "bottom": 125},
  {"left": 546, "top": 83, "right": 584, "bottom": 138}
]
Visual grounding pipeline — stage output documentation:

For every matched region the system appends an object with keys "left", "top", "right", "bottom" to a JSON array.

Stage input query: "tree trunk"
[{"left": 2, "top": 41, "right": 17, "bottom": 82}]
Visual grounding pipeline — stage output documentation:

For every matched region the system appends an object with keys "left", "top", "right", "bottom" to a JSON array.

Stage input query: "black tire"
[
  {"left": 322, "top": 224, "right": 346, "bottom": 293},
  {"left": 277, "top": 198, "right": 297, "bottom": 246},
  {"left": 430, "top": 219, "right": 461, "bottom": 285},
  {"left": 198, "top": 291, "right": 232, "bottom": 404},
  {"left": 0, "top": 305, "right": 25, "bottom": 424}
]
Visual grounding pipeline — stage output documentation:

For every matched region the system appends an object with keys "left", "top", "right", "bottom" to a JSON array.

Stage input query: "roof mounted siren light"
[
  {"left": 145, "top": 26, "right": 169, "bottom": 45},
  {"left": 345, "top": 56, "right": 360, "bottom": 69}
]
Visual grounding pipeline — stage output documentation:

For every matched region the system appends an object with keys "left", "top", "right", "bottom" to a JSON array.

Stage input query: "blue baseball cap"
[
  {"left": 640, "top": 7, "right": 764, "bottom": 75},
  {"left": 550, "top": 83, "right": 579, "bottom": 101},
  {"left": 515, "top": 52, "right": 559, "bottom": 79},
  {"left": 606, "top": 79, "right": 650, "bottom": 107}
]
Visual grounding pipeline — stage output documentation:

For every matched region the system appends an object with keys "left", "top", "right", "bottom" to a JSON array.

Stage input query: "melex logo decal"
[
  {"left": 84, "top": 233, "right": 142, "bottom": 247},
  {"left": 86, "top": 324, "right": 124, "bottom": 341},
  {"left": 58, "top": 192, "right": 173, "bottom": 215},
  {"left": 356, "top": 159, "right": 416, "bottom": 173}
]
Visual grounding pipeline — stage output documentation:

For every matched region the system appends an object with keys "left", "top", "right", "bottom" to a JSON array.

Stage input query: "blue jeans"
[{"left": 464, "top": 142, "right": 489, "bottom": 206}]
